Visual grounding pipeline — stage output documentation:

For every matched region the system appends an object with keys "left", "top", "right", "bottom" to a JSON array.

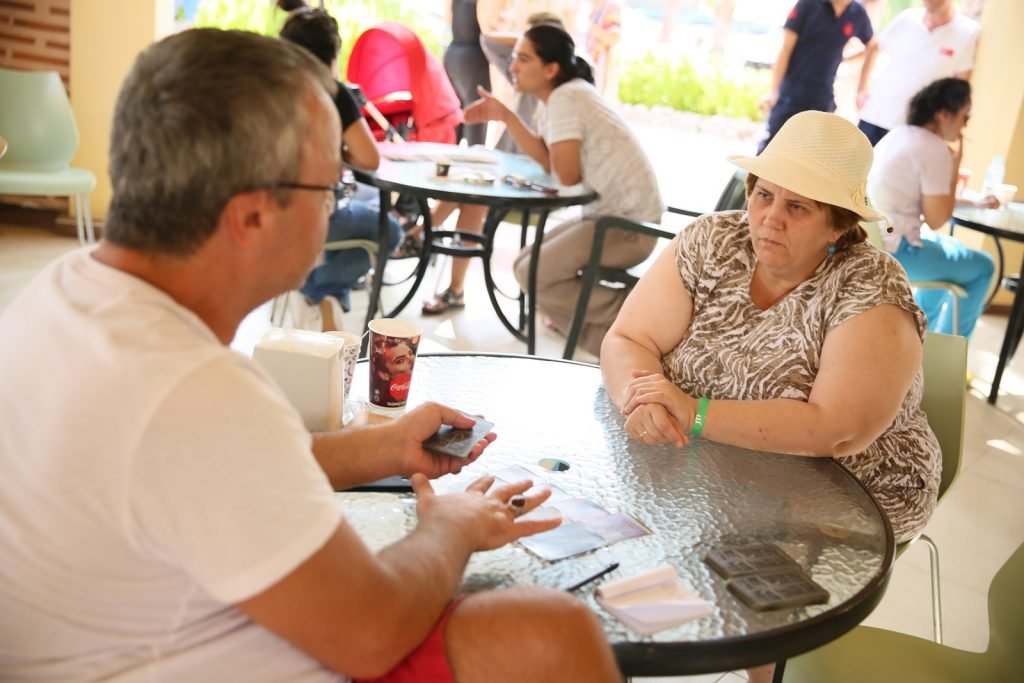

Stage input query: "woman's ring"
[
  {"left": 638, "top": 429, "right": 649, "bottom": 439},
  {"left": 507, "top": 495, "right": 527, "bottom": 516}
]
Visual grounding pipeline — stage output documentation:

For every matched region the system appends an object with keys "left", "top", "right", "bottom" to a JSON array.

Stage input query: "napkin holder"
[{"left": 252, "top": 328, "right": 345, "bottom": 432}]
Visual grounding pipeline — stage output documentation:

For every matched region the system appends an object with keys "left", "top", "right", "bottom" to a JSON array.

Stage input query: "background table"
[
  {"left": 351, "top": 143, "right": 596, "bottom": 354},
  {"left": 952, "top": 201, "right": 1024, "bottom": 403},
  {"left": 341, "top": 354, "right": 894, "bottom": 677}
]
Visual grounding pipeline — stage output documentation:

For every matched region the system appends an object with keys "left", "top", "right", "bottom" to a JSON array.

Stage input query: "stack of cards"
[
  {"left": 595, "top": 564, "right": 713, "bottom": 635},
  {"left": 705, "top": 543, "right": 829, "bottom": 611}
]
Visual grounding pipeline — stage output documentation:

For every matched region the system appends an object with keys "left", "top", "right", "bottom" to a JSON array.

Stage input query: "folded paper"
[{"left": 596, "top": 564, "right": 713, "bottom": 635}]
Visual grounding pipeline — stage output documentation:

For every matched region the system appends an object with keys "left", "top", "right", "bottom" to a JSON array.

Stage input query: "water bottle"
[{"left": 982, "top": 156, "right": 1005, "bottom": 196}]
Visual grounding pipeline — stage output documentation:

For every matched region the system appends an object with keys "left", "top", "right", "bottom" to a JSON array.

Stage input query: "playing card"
[{"left": 423, "top": 418, "right": 495, "bottom": 459}]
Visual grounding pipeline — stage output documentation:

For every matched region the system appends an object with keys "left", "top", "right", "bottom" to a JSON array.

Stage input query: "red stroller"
[{"left": 346, "top": 22, "right": 462, "bottom": 144}]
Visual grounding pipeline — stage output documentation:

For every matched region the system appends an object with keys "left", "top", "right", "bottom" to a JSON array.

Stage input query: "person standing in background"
[
  {"left": 758, "top": 0, "right": 875, "bottom": 153},
  {"left": 445, "top": 0, "right": 492, "bottom": 147},
  {"left": 857, "top": 0, "right": 979, "bottom": 146},
  {"left": 277, "top": 0, "right": 402, "bottom": 329},
  {"left": 585, "top": 0, "right": 621, "bottom": 98}
]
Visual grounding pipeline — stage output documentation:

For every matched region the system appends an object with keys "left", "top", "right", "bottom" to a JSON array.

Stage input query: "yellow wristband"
[{"left": 692, "top": 397, "right": 710, "bottom": 437}]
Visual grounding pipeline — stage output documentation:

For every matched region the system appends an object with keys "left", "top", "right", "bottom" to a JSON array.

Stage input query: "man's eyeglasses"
[{"left": 274, "top": 180, "right": 354, "bottom": 211}]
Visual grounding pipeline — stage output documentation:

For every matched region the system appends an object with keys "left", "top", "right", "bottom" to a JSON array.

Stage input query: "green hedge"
[
  {"left": 618, "top": 52, "right": 769, "bottom": 121},
  {"left": 193, "top": 0, "right": 446, "bottom": 78}
]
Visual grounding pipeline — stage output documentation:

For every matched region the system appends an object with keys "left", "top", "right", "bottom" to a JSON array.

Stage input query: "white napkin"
[{"left": 595, "top": 564, "right": 713, "bottom": 635}]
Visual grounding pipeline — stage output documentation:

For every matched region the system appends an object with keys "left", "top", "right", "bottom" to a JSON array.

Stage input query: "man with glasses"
[{"left": 0, "top": 29, "right": 620, "bottom": 683}]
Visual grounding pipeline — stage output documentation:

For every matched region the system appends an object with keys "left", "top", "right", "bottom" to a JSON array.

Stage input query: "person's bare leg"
[
  {"left": 747, "top": 663, "right": 775, "bottom": 683},
  {"left": 445, "top": 587, "right": 620, "bottom": 683}
]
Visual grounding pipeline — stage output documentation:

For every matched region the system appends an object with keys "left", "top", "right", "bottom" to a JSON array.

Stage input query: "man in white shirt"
[
  {"left": 857, "top": 0, "right": 979, "bottom": 145},
  {"left": 0, "top": 28, "right": 620, "bottom": 683}
]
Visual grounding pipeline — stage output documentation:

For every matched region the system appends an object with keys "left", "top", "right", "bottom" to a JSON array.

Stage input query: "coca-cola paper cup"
[{"left": 367, "top": 318, "right": 421, "bottom": 412}]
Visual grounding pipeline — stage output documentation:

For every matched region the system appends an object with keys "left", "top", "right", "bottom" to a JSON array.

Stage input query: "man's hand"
[
  {"left": 463, "top": 86, "right": 511, "bottom": 125},
  {"left": 385, "top": 402, "right": 496, "bottom": 479},
  {"left": 411, "top": 473, "right": 561, "bottom": 552},
  {"left": 759, "top": 91, "right": 778, "bottom": 114}
]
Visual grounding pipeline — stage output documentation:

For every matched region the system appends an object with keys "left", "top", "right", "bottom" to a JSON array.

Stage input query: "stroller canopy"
[{"left": 347, "top": 22, "right": 463, "bottom": 144}]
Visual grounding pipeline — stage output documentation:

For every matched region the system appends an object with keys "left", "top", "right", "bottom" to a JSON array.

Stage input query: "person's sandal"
[
  {"left": 421, "top": 289, "right": 465, "bottom": 315},
  {"left": 391, "top": 234, "right": 423, "bottom": 260}
]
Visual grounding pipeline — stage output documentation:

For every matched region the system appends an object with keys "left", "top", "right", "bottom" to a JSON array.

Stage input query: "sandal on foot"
[
  {"left": 422, "top": 289, "right": 465, "bottom": 315},
  {"left": 391, "top": 235, "right": 423, "bottom": 260}
]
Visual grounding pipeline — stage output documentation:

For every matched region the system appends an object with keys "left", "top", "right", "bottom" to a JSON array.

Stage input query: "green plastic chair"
[
  {"left": 0, "top": 67, "right": 96, "bottom": 244},
  {"left": 896, "top": 331, "right": 967, "bottom": 643},
  {"left": 782, "top": 541, "right": 1024, "bottom": 682},
  {"left": 862, "top": 221, "right": 968, "bottom": 335}
]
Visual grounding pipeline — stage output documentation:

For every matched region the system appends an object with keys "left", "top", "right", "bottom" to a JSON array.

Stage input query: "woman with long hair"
[
  {"left": 868, "top": 77, "right": 998, "bottom": 338},
  {"left": 445, "top": 24, "right": 663, "bottom": 355}
]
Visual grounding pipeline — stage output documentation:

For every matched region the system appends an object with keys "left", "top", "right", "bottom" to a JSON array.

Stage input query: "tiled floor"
[{"left": 4, "top": 213, "right": 1023, "bottom": 681}]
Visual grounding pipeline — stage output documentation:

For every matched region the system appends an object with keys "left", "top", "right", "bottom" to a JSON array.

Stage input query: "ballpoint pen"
[{"left": 563, "top": 562, "right": 620, "bottom": 592}]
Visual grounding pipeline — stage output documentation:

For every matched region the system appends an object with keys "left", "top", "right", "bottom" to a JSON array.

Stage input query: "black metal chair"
[{"left": 562, "top": 170, "right": 748, "bottom": 359}]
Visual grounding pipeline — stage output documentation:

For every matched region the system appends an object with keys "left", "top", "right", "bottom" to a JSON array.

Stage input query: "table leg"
[
  {"left": 772, "top": 660, "right": 786, "bottom": 683},
  {"left": 526, "top": 211, "right": 551, "bottom": 355},
  {"left": 483, "top": 207, "right": 527, "bottom": 341},
  {"left": 988, "top": 251, "right": 1024, "bottom": 404},
  {"left": 518, "top": 211, "right": 530, "bottom": 331},
  {"left": 362, "top": 189, "right": 392, "bottom": 355},
  {"left": 989, "top": 236, "right": 1005, "bottom": 310},
  {"left": 381, "top": 198, "right": 433, "bottom": 319}
]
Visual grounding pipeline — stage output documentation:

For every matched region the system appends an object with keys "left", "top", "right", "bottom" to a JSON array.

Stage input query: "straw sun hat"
[{"left": 728, "top": 111, "right": 886, "bottom": 223}]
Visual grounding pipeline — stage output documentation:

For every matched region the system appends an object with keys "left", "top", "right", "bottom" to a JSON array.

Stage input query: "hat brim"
[{"left": 728, "top": 153, "right": 887, "bottom": 223}]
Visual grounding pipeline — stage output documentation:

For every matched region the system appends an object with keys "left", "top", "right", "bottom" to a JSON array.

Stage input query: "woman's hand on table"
[
  {"left": 622, "top": 370, "right": 697, "bottom": 447},
  {"left": 388, "top": 402, "right": 496, "bottom": 478},
  {"left": 411, "top": 473, "right": 561, "bottom": 552},
  {"left": 624, "top": 403, "right": 688, "bottom": 448}
]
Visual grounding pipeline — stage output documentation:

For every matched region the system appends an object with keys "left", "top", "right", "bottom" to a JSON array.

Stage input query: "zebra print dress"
[{"left": 662, "top": 211, "right": 941, "bottom": 543}]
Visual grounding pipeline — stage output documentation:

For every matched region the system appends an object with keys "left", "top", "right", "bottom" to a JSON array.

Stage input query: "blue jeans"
[
  {"left": 300, "top": 199, "right": 402, "bottom": 303},
  {"left": 894, "top": 233, "right": 994, "bottom": 338}
]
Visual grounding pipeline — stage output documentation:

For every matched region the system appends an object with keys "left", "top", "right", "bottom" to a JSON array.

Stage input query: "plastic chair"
[
  {"left": 862, "top": 221, "right": 968, "bottom": 335},
  {"left": 562, "top": 170, "right": 748, "bottom": 359},
  {"left": 0, "top": 67, "right": 96, "bottom": 244},
  {"left": 782, "top": 541, "right": 1024, "bottom": 682},
  {"left": 893, "top": 331, "right": 966, "bottom": 645}
]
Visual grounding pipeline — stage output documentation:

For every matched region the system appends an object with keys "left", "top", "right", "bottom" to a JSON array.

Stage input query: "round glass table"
[{"left": 340, "top": 354, "right": 895, "bottom": 677}]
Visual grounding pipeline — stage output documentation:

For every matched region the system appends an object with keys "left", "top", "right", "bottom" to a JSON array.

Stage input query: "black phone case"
[
  {"left": 705, "top": 543, "right": 800, "bottom": 578},
  {"left": 728, "top": 568, "right": 830, "bottom": 611}
]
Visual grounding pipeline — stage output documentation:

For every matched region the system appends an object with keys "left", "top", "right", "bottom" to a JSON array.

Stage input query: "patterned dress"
[{"left": 662, "top": 211, "right": 941, "bottom": 543}]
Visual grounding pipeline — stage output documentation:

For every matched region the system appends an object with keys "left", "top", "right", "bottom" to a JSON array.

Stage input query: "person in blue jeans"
[
  {"left": 278, "top": 0, "right": 401, "bottom": 328},
  {"left": 868, "top": 77, "right": 1000, "bottom": 338}
]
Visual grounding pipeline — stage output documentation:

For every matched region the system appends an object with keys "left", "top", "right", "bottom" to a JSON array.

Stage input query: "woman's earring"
[{"left": 827, "top": 243, "right": 837, "bottom": 256}]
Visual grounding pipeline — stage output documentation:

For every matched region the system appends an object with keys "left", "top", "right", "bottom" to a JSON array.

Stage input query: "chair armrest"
[
  {"left": 666, "top": 205, "right": 702, "bottom": 218},
  {"left": 594, "top": 215, "right": 675, "bottom": 242},
  {"left": 322, "top": 239, "right": 379, "bottom": 256}
]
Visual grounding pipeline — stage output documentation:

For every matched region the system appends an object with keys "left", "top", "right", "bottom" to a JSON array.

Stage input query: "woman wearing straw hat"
[{"left": 602, "top": 111, "right": 940, "bottom": 546}]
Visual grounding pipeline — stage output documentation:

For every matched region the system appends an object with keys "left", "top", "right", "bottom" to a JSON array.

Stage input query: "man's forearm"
[{"left": 312, "top": 425, "right": 399, "bottom": 489}]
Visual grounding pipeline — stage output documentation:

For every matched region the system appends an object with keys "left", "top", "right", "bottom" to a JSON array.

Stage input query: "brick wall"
[{"left": 0, "top": 0, "right": 71, "bottom": 91}]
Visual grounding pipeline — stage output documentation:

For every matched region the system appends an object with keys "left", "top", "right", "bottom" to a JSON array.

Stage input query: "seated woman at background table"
[
  {"left": 278, "top": 0, "right": 402, "bottom": 328},
  {"left": 427, "top": 23, "right": 663, "bottom": 356},
  {"left": 868, "top": 77, "right": 998, "bottom": 339},
  {"left": 602, "top": 111, "right": 940, "bottom": 547}
]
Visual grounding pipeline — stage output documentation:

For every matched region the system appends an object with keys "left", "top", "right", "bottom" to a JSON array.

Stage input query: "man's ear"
[{"left": 220, "top": 189, "right": 273, "bottom": 249}]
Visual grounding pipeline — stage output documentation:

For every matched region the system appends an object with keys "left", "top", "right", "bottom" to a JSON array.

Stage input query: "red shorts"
[{"left": 353, "top": 596, "right": 464, "bottom": 683}]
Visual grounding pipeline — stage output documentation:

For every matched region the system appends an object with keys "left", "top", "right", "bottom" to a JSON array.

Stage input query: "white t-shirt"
[
  {"left": 0, "top": 251, "right": 345, "bottom": 682},
  {"left": 542, "top": 78, "right": 664, "bottom": 223},
  {"left": 860, "top": 9, "right": 979, "bottom": 131},
  {"left": 868, "top": 124, "right": 953, "bottom": 252}
]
